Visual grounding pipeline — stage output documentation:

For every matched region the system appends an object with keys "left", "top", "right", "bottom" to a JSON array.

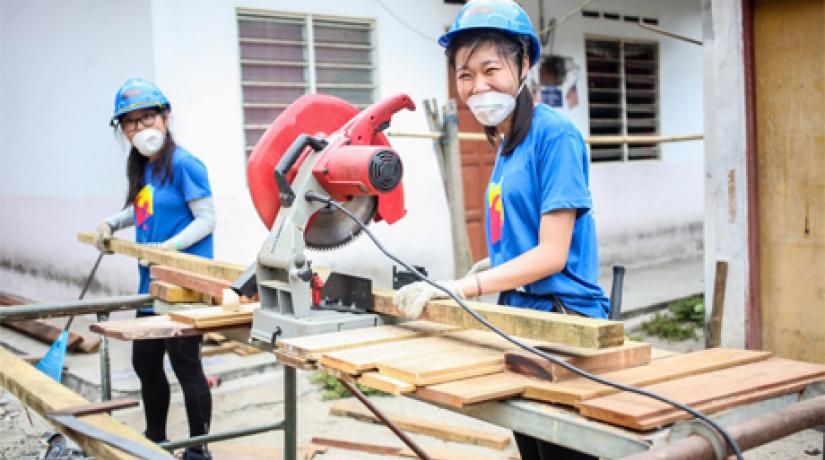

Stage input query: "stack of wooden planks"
[{"left": 277, "top": 322, "right": 825, "bottom": 431}]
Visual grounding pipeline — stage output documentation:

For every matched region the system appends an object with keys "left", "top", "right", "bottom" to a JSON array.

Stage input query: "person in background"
[
  {"left": 395, "top": 1, "right": 608, "bottom": 458},
  {"left": 94, "top": 78, "right": 215, "bottom": 460}
]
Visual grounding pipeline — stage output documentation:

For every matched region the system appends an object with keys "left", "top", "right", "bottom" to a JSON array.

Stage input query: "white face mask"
[
  {"left": 467, "top": 80, "right": 526, "bottom": 127},
  {"left": 132, "top": 128, "right": 166, "bottom": 157}
]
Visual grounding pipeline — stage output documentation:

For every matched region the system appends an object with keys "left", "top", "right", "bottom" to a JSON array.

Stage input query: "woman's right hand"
[{"left": 94, "top": 221, "right": 113, "bottom": 253}]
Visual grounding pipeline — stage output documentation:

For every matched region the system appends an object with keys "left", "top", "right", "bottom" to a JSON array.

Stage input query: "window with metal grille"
[
  {"left": 237, "top": 10, "right": 376, "bottom": 157},
  {"left": 585, "top": 38, "right": 659, "bottom": 162}
]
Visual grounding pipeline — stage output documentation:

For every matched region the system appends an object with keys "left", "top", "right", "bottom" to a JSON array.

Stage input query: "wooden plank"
[
  {"left": 329, "top": 401, "right": 511, "bottom": 449},
  {"left": 0, "top": 346, "right": 169, "bottom": 459},
  {"left": 1, "top": 294, "right": 100, "bottom": 353},
  {"left": 79, "top": 234, "right": 624, "bottom": 350},
  {"left": 318, "top": 329, "right": 538, "bottom": 375},
  {"left": 357, "top": 372, "right": 416, "bottom": 395},
  {"left": 310, "top": 437, "right": 510, "bottom": 460},
  {"left": 274, "top": 350, "right": 316, "bottom": 371},
  {"left": 150, "top": 265, "right": 231, "bottom": 300},
  {"left": 202, "top": 342, "right": 238, "bottom": 357},
  {"left": 576, "top": 357, "right": 825, "bottom": 430},
  {"left": 78, "top": 232, "right": 246, "bottom": 281},
  {"left": 505, "top": 341, "right": 651, "bottom": 382},
  {"left": 522, "top": 348, "right": 774, "bottom": 406},
  {"left": 416, "top": 372, "right": 527, "bottom": 408},
  {"left": 376, "top": 347, "right": 504, "bottom": 385},
  {"left": 276, "top": 321, "right": 458, "bottom": 360},
  {"left": 372, "top": 288, "right": 624, "bottom": 349},
  {"left": 90, "top": 315, "right": 205, "bottom": 340},
  {"left": 149, "top": 281, "right": 206, "bottom": 303},
  {"left": 3, "top": 320, "right": 84, "bottom": 350},
  {"left": 168, "top": 304, "right": 257, "bottom": 329}
]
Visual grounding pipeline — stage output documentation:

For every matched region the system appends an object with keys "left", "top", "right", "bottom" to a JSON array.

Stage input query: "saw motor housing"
[{"left": 247, "top": 93, "right": 414, "bottom": 342}]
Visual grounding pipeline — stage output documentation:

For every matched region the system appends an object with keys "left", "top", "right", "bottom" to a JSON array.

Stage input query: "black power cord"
[{"left": 305, "top": 190, "right": 744, "bottom": 460}]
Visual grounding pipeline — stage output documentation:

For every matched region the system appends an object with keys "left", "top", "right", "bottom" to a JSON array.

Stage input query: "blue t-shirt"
[
  {"left": 485, "top": 104, "right": 610, "bottom": 318},
  {"left": 135, "top": 146, "right": 214, "bottom": 298}
]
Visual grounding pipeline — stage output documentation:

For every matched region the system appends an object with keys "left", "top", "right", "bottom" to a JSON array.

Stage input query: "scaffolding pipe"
[
  {"left": 0, "top": 294, "right": 153, "bottom": 321},
  {"left": 620, "top": 395, "right": 825, "bottom": 460}
]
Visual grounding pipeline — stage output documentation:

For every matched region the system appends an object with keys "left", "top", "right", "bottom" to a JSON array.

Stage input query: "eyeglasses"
[{"left": 118, "top": 111, "right": 160, "bottom": 133}]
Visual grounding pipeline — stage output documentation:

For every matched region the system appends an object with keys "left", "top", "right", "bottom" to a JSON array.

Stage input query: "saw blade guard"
[{"left": 247, "top": 93, "right": 413, "bottom": 248}]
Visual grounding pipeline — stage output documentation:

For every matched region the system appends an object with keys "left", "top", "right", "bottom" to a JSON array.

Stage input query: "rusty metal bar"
[
  {"left": 638, "top": 22, "right": 703, "bottom": 46},
  {"left": 336, "top": 377, "right": 432, "bottom": 460},
  {"left": 620, "top": 395, "right": 825, "bottom": 460}
]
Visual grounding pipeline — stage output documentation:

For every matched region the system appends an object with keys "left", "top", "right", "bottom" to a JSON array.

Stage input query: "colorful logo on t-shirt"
[
  {"left": 135, "top": 184, "right": 154, "bottom": 231},
  {"left": 487, "top": 181, "right": 504, "bottom": 245}
]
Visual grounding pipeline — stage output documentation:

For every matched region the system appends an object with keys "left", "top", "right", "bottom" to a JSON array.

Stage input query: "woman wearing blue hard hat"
[
  {"left": 395, "top": 1, "right": 607, "bottom": 458},
  {"left": 94, "top": 78, "right": 215, "bottom": 460}
]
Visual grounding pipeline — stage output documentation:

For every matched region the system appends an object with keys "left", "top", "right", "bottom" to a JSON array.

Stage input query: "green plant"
[
  {"left": 309, "top": 371, "right": 387, "bottom": 400},
  {"left": 640, "top": 295, "right": 705, "bottom": 341}
]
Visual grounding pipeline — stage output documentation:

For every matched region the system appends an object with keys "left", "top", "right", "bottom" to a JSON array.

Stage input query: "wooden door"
[
  {"left": 753, "top": 0, "right": 825, "bottom": 363},
  {"left": 448, "top": 73, "right": 498, "bottom": 262}
]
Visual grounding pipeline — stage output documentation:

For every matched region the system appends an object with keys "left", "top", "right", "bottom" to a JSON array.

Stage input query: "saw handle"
[{"left": 275, "top": 134, "right": 328, "bottom": 207}]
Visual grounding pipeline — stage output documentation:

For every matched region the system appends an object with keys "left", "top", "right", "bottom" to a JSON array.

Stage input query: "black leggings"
[{"left": 133, "top": 311, "right": 211, "bottom": 442}]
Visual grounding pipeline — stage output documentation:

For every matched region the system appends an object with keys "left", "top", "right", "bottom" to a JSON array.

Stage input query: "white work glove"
[
  {"left": 393, "top": 280, "right": 464, "bottom": 319},
  {"left": 465, "top": 258, "right": 491, "bottom": 277},
  {"left": 94, "top": 221, "right": 113, "bottom": 254}
]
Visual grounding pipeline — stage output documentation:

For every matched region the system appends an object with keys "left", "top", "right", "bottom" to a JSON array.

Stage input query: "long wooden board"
[
  {"left": 357, "top": 372, "right": 416, "bottom": 395},
  {"left": 0, "top": 346, "right": 170, "bottom": 459},
  {"left": 329, "top": 401, "right": 512, "bottom": 449},
  {"left": 522, "top": 348, "right": 774, "bottom": 405},
  {"left": 276, "top": 321, "right": 458, "bottom": 360},
  {"left": 90, "top": 314, "right": 206, "bottom": 340},
  {"left": 318, "top": 329, "right": 543, "bottom": 375},
  {"left": 150, "top": 265, "right": 231, "bottom": 300},
  {"left": 416, "top": 372, "right": 528, "bottom": 408},
  {"left": 576, "top": 357, "right": 825, "bottom": 430},
  {"left": 78, "top": 232, "right": 246, "bottom": 281},
  {"left": 372, "top": 288, "right": 624, "bottom": 349},
  {"left": 310, "top": 437, "right": 511, "bottom": 460},
  {"left": 81, "top": 233, "right": 624, "bottom": 351},
  {"left": 169, "top": 304, "right": 257, "bottom": 328}
]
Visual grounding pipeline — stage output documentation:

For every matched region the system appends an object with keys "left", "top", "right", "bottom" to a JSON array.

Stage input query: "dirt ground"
[{"left": 2, "top": 334, "right": 824, "bottom": 460}]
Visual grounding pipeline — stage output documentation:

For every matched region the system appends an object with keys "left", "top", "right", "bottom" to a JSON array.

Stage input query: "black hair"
[
  {"left": 121, "top": 109, "right": 176, "bottom": 208},
  {"left": 446, "top": 29, "right": 534, "bottom": 156}
]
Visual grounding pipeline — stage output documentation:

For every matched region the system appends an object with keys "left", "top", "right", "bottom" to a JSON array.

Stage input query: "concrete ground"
[{"left": 2, "top": 256, "right": 824, "bottom": 459}]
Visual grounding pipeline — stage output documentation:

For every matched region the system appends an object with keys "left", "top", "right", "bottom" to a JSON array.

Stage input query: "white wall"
[
  {"left": 0, "top": 0, "right": 705, "bottom": 302},
  {"left": 147, "top": 0, "right": 460, "bottom": 289},
  {"left": 522, "top": 0, "right": 705, "bottom": 268},
  {"left": 0, "top": 0, "right": 154, "bottom": 301}
]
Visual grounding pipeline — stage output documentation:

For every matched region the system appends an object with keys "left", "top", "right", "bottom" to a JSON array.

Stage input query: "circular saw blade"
[{"left": 305, "top": 196, "right": 377, "bottom": 250}]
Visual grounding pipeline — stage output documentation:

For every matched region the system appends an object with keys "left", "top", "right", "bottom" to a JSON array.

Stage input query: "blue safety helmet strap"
[
  {"left": 439, "top": 0, "right": 541, "bottom": 67},
  {"left": 111, "top": 78, "right": 170, "bottom": 126}
]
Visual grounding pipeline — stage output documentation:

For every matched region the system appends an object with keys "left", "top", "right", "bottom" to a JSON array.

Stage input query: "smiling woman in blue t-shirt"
[
  {"left": 93, "top": 78, "right": 215, "bottom": 460},
  {"left": 394, "top": 3, "right": 608, "bottom": 457}
]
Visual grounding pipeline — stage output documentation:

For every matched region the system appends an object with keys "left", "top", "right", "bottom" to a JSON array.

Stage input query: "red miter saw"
[{"left": 245, "top": 93, "right": 415, "bottom": 342}]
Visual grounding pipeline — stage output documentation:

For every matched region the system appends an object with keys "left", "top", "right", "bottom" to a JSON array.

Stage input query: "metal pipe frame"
[
  {"left": 0, "top": 294, "right": 153, "bottom": 321},
  {"left": 621, "top": 395, "right": 825, "bottom": 460},
  {"left": 158, "top": 421, "right": 285, "bottom": 451},
  {"left": 96, "top": 312, "right": 111, "bottom": 402}
]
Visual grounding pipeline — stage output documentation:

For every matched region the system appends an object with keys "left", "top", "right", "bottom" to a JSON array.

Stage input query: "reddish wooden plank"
[
  {"left": 505, "top": 341, "right": 651, "bottom": 382},
  {"left": 576, "top": 357, "right": 825, "bottom": 430},
  {"left": 150, "top": 265, "right": 231, "bottom": 299}
]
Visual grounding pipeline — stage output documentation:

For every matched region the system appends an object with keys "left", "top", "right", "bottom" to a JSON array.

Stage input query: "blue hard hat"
[
  {"left": 439, "top": 0, "right": 541, "bottom": 67},
  {"left": 111, "top": 78, "right": 170, "bottom": 125}
]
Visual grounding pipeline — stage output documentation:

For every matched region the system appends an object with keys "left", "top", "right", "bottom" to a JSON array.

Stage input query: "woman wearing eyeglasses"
[{"left": 94, "top": 78, "right": 215, "bottom": 460}]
